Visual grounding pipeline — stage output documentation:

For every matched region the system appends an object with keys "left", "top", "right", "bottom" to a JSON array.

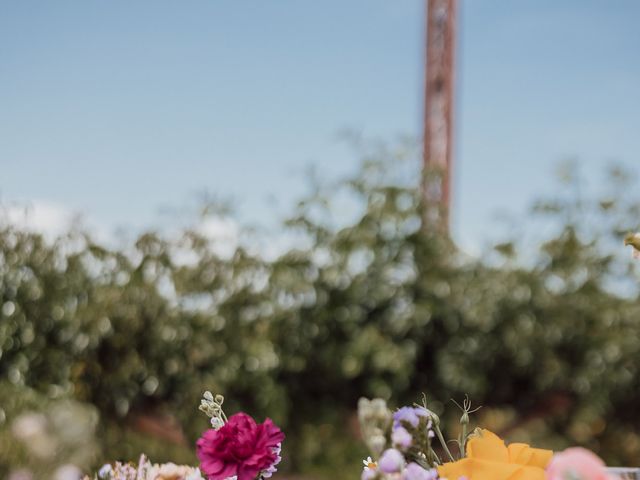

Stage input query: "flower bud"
[
  {"left": 358, "top": 398, "right": 372, "bottom": 421},
  {"left": 371, "top": 399, "right": 388, "bottom": 416},
  {"left": 429, "top": 411, "right": 440, "bottom": 427},
  {"left": 370, "top": 434, "right": 387, "bottom": 457},
  {"left": 211, "top": 417, "right": 224, "bottom": 430},
  {"left": 460, "top": 411, "right": 469, "bottom": 425}
]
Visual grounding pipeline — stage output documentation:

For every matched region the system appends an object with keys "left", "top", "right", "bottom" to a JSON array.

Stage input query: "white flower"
[
  {"left": 185, "top": 470, "right": 204, "bottom": 480},
  {"left": 363, "top": 456, "right": 378, "bottom": 471},
  {"left": 146, "top": 462, "right": 203, "bottom": 480},
  {"left": 53, "top": 465, "right": 82, "bottom": 480}
]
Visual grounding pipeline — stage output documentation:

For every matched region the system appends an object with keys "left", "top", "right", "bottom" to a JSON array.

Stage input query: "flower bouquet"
[
  {"left": 86, "top": 392, "right": 284, "bottom": 480},
  {"left": 84, "top": 390, "right": 638, "bottom": 480},
  {"left": 357, "top": 395, "right": 638, "bottom": 480}
]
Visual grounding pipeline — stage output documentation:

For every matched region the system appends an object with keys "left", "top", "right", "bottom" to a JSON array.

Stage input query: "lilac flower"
[
  {"left": 392, "top": 426, "right": 413, "bottom": 449},
  {"left": 361, "top": 468, "right": 377, "bottom": 480},
  {"left": 378, "top": 449, "right": 405, "bottom": 474},
  {"left": 97, "top": 464, "right": 113, "bottom": 479},
  {"left": 262, "top": 444, "right": 283, "bottom": 478},
  {"left": 393, "top": 406, "right": 431, "bottom": 429},
  {"left": 403, "top": 463, "right": 438, "bottom": 480}
]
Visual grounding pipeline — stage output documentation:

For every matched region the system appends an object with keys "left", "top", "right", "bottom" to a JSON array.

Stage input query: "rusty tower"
[{"left": 423, "top": 0, "right": 456, "bottom": 231}]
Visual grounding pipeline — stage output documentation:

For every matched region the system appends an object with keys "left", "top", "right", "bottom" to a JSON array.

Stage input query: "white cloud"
[
  {"left": 197, "top": 216, "right": 240, "bottom": 259},
  {"left": 169, "top": 216, "right": 241, "bottom": 267},
  {"left": 0, "top": 199, "right": 114, "bottom": 246},
  {"left": 1, "top": 200, "right": 78, "bottom": 240}
]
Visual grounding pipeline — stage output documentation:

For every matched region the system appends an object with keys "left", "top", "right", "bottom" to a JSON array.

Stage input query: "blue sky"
[{"left": 1, "top": 1, "right": 639, "bottom": 248}]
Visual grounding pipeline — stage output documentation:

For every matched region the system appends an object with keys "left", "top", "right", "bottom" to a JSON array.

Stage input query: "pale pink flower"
[{"left": 546, "top": 448, "right": 618, "bottom": 480}]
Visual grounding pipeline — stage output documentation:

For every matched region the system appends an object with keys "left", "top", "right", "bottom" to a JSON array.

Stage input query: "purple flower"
[
  {"left": 393, "top": 406, "right": 431, "bottom": 429},
  {"left": 392, "top": 426, "right": 413, "bottom": 449},
  {"left": 378, "top": 449, "right": 405, "bottom": 474},
  {"left": 403, "top": 463, "right": 438, "bottom": 480},
  {"left": 362, "top": 468, "right": 377, "bottom": 480}
]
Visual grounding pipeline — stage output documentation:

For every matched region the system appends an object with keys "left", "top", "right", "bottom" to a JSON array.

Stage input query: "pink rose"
[
  {"left": 196, "top": 412, "right": 284, "bottom": 480},
  {"left": 547, "top": 448, "right": 618, "bottom": 480}
]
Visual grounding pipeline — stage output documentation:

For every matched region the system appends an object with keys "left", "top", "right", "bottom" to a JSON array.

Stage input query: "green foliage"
[{"left": 1, "top": 146, "right": 639, "bottom": 478}]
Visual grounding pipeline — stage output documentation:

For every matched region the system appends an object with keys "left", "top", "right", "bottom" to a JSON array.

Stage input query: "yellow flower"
[{"left": 437, "top": 429, "right": 553, "bottom": 480}]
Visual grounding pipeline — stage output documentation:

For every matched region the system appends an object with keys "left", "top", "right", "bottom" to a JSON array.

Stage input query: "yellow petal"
[
  {"left": 438, "top": 458, "right": 547, "bottom": 480},
  {"left": 466, "top": 429, "right": 509, "bottom": 463},
  {"left": 438, "top": 458, "right": 545, "bottom": 480},
  {"left": 437, "top": 457, "right": 473, "bottom": 480},
  {"left": 438, "top": 430, "right": 553, "bottom": 480},
  {"left": 527, "top": 447, "right": 553, "bottom": 468},
  {"left": 508, "top": 443, "right": 553, "bottom": 468},
  {"left": 508, "top": 443, "right": 533, "bottom": 464}
]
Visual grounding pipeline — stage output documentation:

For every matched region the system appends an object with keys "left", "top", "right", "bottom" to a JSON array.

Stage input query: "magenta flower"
[{"left": 196, "top": 412, "right": 285, "bottom": 480}]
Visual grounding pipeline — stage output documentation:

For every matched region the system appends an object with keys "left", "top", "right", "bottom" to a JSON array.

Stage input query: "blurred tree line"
[{"left": 1, "top": 143, "right": 640, "bottom": 478}]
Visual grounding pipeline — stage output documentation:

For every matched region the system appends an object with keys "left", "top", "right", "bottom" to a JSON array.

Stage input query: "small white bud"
[
  {"left": 370, "top": 434, "right": 386, "bottom": 456},
  {"left": 211, "top": 417, "right": 224, "bottom": 430},
  {"left": 98, "top": 464, "right": 113, "bottom": 479}
]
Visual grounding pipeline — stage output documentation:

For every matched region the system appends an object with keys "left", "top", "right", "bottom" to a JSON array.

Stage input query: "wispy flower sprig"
[
  {"left": 198, "top": 391, "right": 227, "bottom": 430},
  {"left": 450, "top": 394, "right": 482, "bottom": 459},
  {"left": 358, "top": 398, "right": 392, "bottom": 457}
]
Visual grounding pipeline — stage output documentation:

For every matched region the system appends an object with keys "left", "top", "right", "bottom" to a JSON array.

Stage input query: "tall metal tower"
[{"left": 423, "top": 0, "right": 456, "bottom": 231}]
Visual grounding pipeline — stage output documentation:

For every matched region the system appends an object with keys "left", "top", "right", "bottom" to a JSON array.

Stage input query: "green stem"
[
  {"left": 460, "top": 422, "right": 467, "bottom": 458},
  {"left": 434, "top": 425, "right": 455, "bottom": 462},
  {"left": 431, "top": 447, "right": 442, "bottom": 465}
]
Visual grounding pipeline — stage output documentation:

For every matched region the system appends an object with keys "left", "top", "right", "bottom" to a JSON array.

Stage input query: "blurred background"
[{"left": 1, "top": 1, "right": 640, "bottom": 479}]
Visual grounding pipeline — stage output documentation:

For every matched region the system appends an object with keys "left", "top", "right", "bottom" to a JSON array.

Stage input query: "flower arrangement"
[
  {"left": 357, "top": 395, "right": 624, "bottom": 480},
  {"left": 80, "top": 390, "right": 634, "bottom": 480},
  {"left": 84, "top": 392, "right": 284, "bottom": 480}
]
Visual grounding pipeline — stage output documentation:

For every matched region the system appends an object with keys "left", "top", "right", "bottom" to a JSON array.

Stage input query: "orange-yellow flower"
[{"left": 437, "top": 429, "right": 553, "bottom": 480}]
